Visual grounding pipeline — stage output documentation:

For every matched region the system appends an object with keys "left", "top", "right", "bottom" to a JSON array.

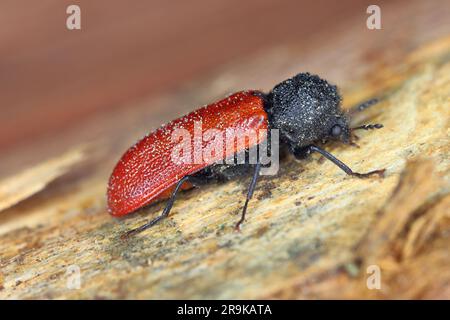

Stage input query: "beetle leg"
[
  {"left": 235, "top": 162, "right": 262, "bottom": 231},
  {"left": 309, "top": 145, "right": 385, "bottom": 178},
  {"left": 121, "top": 175, "right": 191, "bottom": 239}
]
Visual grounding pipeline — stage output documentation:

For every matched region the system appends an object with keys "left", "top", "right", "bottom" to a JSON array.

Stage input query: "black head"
[{"left": 266, "top": 73, "right": 350, "bottom": 151}]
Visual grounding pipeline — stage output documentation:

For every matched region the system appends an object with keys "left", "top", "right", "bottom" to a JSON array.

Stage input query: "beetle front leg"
[{"left": 308, "top": 145, "right": 385, "bottom": 178}]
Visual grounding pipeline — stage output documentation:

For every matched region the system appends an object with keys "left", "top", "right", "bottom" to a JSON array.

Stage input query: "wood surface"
[{"left": 0, "top": 0, "right": 449, "bottom": 299}]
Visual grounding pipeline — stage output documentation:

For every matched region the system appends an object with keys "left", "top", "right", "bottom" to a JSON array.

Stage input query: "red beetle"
[{"left": 108, "top": 73, "right": 385, "bottom": 237}]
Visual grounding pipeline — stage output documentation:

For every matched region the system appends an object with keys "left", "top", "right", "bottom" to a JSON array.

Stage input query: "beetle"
[{"left": 107, "top": 72, "right": 385, "bottom": 238}]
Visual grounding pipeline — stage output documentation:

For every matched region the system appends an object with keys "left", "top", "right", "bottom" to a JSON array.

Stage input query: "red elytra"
[{"left": 107, "top": 91, "right": 268, "bottom": 217}]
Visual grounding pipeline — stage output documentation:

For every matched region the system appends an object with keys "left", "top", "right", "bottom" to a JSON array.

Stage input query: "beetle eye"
[{"left": 331, "top": 124, "right": 342, "bottom": 136}]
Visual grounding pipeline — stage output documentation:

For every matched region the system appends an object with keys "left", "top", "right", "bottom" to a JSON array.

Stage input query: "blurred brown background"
[{"left": 1, "top": 0, "right": 400, "bottom": 172}]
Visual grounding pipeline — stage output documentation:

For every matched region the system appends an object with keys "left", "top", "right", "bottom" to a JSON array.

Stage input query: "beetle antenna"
[
  {"left": 349, "top": 98, "right": 379, "bottom": 114},
  {"left": 352, "top": 123, "right": 383, "bottom": 131}
]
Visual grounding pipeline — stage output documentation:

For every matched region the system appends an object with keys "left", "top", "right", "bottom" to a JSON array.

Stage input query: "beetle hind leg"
[{"left": 121, "top": 175, "right": 193, "bottom": 239}]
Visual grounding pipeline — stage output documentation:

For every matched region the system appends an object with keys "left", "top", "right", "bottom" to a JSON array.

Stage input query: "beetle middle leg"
[
  {"left": 196, "top": 162, "right": 263, "bottom": 230},
  {"left": 194, "top": 161, "right": 262, "bottom": 230},
  {"left": 235, "top": 162, "right": 262, "bottom": 231},
  {"left": 308, "top": 145, "right": 385, "bottom": 178}
]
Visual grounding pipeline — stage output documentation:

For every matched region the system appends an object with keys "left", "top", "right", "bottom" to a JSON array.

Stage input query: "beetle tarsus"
[
  {"left": 121, "top": 215, "right": 164, "bottom": 240},
  {"left": 351, "top": 168, "right": 386, "bottom": 179},
  {"left": 235, "top": 202, "right": 249, "bottom": 231}
]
